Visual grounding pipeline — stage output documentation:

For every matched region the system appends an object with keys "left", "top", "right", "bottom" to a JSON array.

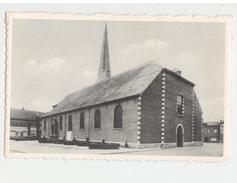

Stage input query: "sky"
[{"left": 11, "top": 19, "right": 225, "bottom": 121}]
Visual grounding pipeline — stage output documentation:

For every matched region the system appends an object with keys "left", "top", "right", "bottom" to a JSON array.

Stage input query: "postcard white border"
[{"left": 5, "top": 12, "right": 233, "bottom": 161}]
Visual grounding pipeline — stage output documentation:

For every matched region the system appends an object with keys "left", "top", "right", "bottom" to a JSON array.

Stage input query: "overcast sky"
[{"left": 11, "top": 19, "right": 225, "bottom": 121}]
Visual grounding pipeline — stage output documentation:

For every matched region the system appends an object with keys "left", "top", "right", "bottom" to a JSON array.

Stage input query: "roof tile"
[{"left": 43, "top": 61, "right": 162, "bottom": 117}]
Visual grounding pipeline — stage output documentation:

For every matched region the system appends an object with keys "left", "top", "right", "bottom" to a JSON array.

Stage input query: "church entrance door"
[{"left": 176, "top": 125, "right": 184, "bottom": 147}]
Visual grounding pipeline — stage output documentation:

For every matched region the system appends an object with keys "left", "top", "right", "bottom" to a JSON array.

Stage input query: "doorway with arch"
[{"left": 176, "top": 124, "right": 184, "bottom": 147}]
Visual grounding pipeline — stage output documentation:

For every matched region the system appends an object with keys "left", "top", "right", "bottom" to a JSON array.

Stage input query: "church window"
[
  {"left": 177, "top": 94, "right": 184, "bottom": 115},
  {"left": 59, "top": 116, "right": 63, "bottom": 130},
  {"left": 114, "top": 105, "right": 123, "bottom": 128},
  {"left": 68, "top": 115, "right": 72, "bottom": 131},
  {"left": 94, "top": 109, "right": 101, "bottom": 129},
  {"left": 80, "top": 112, "right": 85, "bottom": 129},
  {"left": 44, "top": 120, "right": 46, "bottom": 131}
]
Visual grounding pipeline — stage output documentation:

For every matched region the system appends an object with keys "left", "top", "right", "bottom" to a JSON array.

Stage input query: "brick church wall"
[
  {"left": 139, "top": 70, "right": 200, "bottom": 144},
  {"left": 164, "top": 71, "right": 193, "bottom": 143},
  {"left": 41, "top": 97, "right": 139, "bottom": 144},
  {"left": 41, "top": 70, "right": 203, "bottom": 145},
  {"left": 140, "top": 74, "right": 162, "bottom": 143},
  {"left": 88, "top": 98, "right": 138, "bottom": 143}
]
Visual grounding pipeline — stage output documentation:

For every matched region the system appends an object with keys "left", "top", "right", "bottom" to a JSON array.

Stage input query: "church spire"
[{"left": 97, "top": 23, "right": 111, "bottom": 83}]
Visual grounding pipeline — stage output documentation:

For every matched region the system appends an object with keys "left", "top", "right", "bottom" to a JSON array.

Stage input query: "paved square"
[{"left": 9, "top": 140, "right": 223, "bottom": 157}]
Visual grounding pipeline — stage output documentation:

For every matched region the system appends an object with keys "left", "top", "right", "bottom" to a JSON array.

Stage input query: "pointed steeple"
[{"left": 97, "top": 23, "right": 111, "bottom": 83}]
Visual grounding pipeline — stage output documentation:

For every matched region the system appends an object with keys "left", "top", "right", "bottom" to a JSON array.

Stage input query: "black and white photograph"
[{"left": 5, "top": 13, "right": 231, "bottom": 160}]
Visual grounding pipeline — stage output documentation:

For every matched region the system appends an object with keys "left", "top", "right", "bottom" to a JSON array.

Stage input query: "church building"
[{"left": 40, "top": 25, "right": 203, "bottom": 148}]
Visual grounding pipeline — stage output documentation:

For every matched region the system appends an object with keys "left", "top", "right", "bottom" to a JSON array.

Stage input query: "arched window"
[
  {"left": 59, "top": 116, "right": 63, "bottom": 130},
  {"left": 114, "top": 105, "right": 123, "bottom": 128},
  {"left": 177, "top": 94, "right": 184, "bottom": 115},
  {"left": 80, "top": 112, "right": 85, "bottom": 129},
  {"left": 94, "top": 109, "right": 101, "bottom": 129},
  {"left": 68, "top": 115, "right": 72, "bottom": 131},
  {"left": 44, "top": 119, "right": 46, "bottom": 131}
]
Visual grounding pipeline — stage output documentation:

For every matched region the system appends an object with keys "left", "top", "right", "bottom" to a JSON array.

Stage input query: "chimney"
[
  {"left": 52, "top": 104, "right": 58, "bottom": 108},
  {"left": 172, "top": 68, "right": 182, "bottom": 76}
]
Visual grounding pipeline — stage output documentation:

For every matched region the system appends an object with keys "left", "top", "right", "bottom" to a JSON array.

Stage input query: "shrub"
[{"left": 89, "top": 142, "right": 119, "bottom": 149}]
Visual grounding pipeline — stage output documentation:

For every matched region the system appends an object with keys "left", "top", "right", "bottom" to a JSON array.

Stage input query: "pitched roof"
[
  {"left": 10, "top": 108, "right": 45, "bottom": 121},
  {"left": 43, "top": 61, "right": 163, "bottom": 117}
]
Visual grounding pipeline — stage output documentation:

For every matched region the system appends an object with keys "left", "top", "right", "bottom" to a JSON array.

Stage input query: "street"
[{"left": 9, "top": 140, "right": 223, "bottom": 157}]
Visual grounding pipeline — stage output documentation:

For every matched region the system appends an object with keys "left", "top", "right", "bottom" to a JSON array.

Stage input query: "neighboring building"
[
  {"left": 10, "top": 108, "right": 44, "bottom": 138},
  {"left": 41, "top": 25, "right": 203, "bottom": 148},
  {"left": 220, "top": 121, "right": 224, "bottom": 143},
  {"left": 203, "top": 121, "right": 224, "bottom": 143}
]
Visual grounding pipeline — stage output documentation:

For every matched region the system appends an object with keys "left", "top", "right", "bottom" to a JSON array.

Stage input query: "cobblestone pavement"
[{"left": 9, "top": 140, "right": 223, "bottom": 157}]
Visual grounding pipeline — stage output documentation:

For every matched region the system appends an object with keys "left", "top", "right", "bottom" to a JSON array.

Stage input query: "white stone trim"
[
  {"left": 176, "top": 123, "right": 184, "bottom": 134},
  {"left": 137, "top": 95, "right": 142, "bottom": 144},
  {"left": 161, "top": 72, "right": 166, "bottom": 145},
  {"left": 191, "top": 91, "right": 195, "bottom": 141},
  {"left": 182, "top": 97, "right": 185, "bottom": 114}
]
